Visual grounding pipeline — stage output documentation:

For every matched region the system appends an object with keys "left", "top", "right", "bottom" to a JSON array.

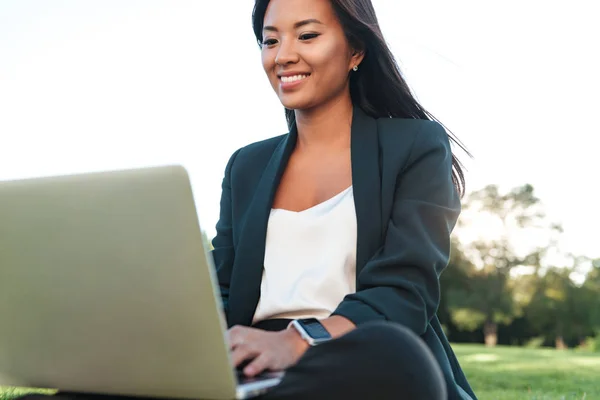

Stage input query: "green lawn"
[
  {"left": 454, "top": 344, "right": 600, "bottom": 399},
  {"left": 2, "top": 344, "right": 599, "bottom": 400},
  {"left": 0, "top": 387, "right": 54, "bottom": 400}
]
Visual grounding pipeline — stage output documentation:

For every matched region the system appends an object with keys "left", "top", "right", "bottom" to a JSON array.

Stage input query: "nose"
[{"left": 275, "top": 39, "right": 299, "bottom": 66}]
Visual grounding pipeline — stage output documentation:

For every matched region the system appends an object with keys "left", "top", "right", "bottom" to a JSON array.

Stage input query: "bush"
[
  {"left": 578, "top": 334, "right": 600, "bottom": 352},
  {"left": 524, "top": 336, "right": 545, "bottom": 349}
]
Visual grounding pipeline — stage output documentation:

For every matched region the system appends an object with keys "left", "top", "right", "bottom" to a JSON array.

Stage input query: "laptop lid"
[{"left": 0, "top": 166, "right": 238, "bottom": 399}]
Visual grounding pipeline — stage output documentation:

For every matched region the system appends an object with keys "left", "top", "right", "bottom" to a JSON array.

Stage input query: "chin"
[{"left": 278, "top": 94, "right": 315, "bottom": 112}]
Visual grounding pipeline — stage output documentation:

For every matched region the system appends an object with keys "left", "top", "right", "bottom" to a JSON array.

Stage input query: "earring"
[{"left": 353, "top": 65, "right": 359, "bottom": 71}]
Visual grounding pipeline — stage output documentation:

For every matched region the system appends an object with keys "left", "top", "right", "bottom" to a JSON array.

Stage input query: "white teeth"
[{"left": 281, "top": 74, "right": 309, "bottom": 83}]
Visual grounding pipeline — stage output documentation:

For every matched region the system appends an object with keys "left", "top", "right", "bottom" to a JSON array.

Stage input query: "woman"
[{"left": 214, "top": 0, "right": 477, "bottom": 399}]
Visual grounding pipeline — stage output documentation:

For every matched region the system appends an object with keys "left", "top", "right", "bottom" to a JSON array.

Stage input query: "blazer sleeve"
[
  {"left": 211, "top": 149, "right": 241, "bottom": 318},
  {"left": 331, "top": 122, "right": 461, "bottom": 335}
]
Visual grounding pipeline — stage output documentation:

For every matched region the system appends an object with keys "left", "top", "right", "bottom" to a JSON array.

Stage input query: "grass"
[
  {"left": 2, "top": 344, "right": 600, "bottom": 400},
  {"left": 454, "top": 344, "right": 600, "bottom": 399},
  {"left": 0, "top": 387, "right": 54, "bottom": 400}
]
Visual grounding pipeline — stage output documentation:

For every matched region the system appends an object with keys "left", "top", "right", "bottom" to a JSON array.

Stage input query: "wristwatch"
[{"left": 289, "top": 318, "right": 332, "bottom": 346}]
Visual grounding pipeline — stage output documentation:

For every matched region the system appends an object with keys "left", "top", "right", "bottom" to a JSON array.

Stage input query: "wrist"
[
  {"left": 320, "top": 315, "right": 356, "bottom": 338},
  {"left": 283, "top": 325, "right": 310, "bottom": 354}
]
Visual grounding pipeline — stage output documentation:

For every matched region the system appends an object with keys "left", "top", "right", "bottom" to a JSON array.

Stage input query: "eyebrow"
[{"left": 263, "top": 19, "right": 324, "bottom": 32}]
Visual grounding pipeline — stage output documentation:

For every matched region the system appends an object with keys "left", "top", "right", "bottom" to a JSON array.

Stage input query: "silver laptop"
[{"left": 0, "top": 165, "right": 283, "bottom": 400}]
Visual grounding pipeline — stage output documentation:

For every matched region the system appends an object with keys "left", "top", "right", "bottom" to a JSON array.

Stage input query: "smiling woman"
[
  {"left": 260, "top": 8, "right": 363, "bottom": 116},
  {"left": 210, "top": 0, "right": 477, "bottom": 399}
]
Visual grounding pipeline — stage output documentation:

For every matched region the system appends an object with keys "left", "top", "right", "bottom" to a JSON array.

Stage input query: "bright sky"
[{"left": 1, "top": 0, "right": 598, "bottom": 261}]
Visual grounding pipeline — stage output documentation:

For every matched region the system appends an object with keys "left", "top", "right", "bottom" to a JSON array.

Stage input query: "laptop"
[{"left": 0, "top": 165, "right": 283, "bottom": 400}]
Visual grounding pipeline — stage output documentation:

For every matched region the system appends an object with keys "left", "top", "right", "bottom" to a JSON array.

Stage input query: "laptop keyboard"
[{"left": 236, "top": 369, "right": 283, "bottom": 384}]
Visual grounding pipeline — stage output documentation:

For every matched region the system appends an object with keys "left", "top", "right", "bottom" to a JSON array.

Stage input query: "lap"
[
  {"left": 13, "top": 322, "right": 446, "bottom": 400},
  {"left": 261, "top": 321, "right": 447, "bottom": 400}
]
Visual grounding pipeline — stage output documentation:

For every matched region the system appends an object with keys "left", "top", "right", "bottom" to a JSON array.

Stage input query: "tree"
[
  {"left": 525, "top": 268, "right": 572, "bottom": 348},
  {"left": 452, "top": 184, "right": 556, "bottom": 346},
  {"left": 446, "top": 265, "right": 516, "bottom": 346},
  {"left": 523, "top": 261, "right": 598, "bottom": 349},
  {"left": 582, "top": 259, "right": 600, "bottom": 331}
]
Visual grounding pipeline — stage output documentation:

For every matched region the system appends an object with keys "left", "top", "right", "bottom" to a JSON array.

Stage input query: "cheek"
[
  {"left": 261, "top": 51, "right": 277, "bottom": 81},
  {"left": 261, "top": 50, "right": 270, "bottom": 71},
  {"left": 309, "top": 43, "right": 350, "bottom": 83}
]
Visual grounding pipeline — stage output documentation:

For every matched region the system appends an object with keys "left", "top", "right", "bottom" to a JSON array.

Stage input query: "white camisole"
[{"left": 252, "top": 186, "right": 357, "bottom": 324}]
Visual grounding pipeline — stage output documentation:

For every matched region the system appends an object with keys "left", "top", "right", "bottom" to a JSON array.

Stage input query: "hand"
[{"left": 227, "top": 325, "right": 309, "bottom": 377}]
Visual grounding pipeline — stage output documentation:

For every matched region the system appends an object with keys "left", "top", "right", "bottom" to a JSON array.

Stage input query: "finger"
[
  {"left": 226, "top": 332, "right": 240, "bottom": 350},
  {"left": 227, "top": 325, "right": 249, "bottom": 350},
  {"left": 244, "top": 353, "right": 272, "bottom": 377},
  {"left": 231, "top": 345, "right": 260, "bottom": 368}
]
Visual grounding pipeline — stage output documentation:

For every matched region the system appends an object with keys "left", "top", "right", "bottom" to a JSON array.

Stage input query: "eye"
[
  {"left": 261, "top": 38, "right": 278, "bottom": 47},
  {"left": 299, "top": 33, "right": 320, "bottom": 41}
]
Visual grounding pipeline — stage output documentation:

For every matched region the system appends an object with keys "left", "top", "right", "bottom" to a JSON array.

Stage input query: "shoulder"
[
  {"left": 376, "top": 117, "right": 450, "bottom": 152},
  {"left": 237, "top": 133, "right": 287, "bottom": 159},
  {"left": 375, "top": 117, "right": 454, "bottom": 190},
  {"left": 224, "top": 133, "right": 287, "bottom": 174}
]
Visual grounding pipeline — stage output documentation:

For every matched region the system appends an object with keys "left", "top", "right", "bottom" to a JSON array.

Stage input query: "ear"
[{"left": 349, "top": 49, "right": 366, "bottom": 71}]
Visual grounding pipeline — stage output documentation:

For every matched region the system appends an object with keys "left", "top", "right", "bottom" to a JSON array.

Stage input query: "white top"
[{"left": 252, "top": 186, "right": 357, "bottom": 324}]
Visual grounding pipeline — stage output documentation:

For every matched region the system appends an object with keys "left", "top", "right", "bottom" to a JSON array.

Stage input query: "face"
[{"left": 261, "top": 0, "right": 364, "bottom": 111}]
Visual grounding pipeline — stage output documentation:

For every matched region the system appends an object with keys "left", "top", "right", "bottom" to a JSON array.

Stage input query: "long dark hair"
[{"left": 252, "top": 0, "right": 470, "bottom": 197}]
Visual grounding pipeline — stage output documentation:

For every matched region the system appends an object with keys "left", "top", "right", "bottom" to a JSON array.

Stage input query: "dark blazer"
[{"left": 211, "top": 107, "right": 477, "bottom": 400}]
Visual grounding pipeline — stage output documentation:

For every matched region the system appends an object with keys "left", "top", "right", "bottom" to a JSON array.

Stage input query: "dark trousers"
[
  {"left": 16, "top": 321, "right": 446, "bottom": 400},
  {"left": 259, "top": 320, "right": 446, "bottom": 400}
]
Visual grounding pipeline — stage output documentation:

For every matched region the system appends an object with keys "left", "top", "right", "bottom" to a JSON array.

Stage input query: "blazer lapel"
[
  {"left": 227, "top": 124, "right": 298, "bottom": 327},
  {"left": 228, "top": 107, "right": 383, "bottom": 327},
  {"left": 350, "top": 107, "right": 383, "bottom": 279}
]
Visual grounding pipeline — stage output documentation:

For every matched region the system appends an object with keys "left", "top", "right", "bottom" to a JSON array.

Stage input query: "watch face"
[{"left": 298, "top": 318, "right": 331, "bottom": 340}]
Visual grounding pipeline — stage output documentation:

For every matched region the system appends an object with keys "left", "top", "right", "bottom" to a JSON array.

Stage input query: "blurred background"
[{"left": 1, "top": 1, "right": 599, "bottom": 399}]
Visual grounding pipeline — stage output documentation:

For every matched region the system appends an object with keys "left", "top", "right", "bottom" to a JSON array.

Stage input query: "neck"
[{"left": 294, "top": 94, "right": 354, "bottom": 152}]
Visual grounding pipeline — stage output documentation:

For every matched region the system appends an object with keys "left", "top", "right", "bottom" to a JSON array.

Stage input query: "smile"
[{"left": 280, "top": 74, "right": 310, "bottom": 83}]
